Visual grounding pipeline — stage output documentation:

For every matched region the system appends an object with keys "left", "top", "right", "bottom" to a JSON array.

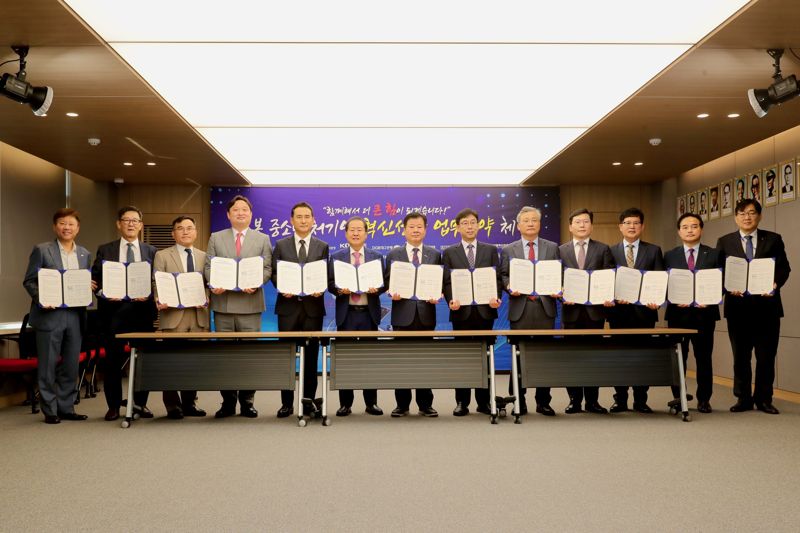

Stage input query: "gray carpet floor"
[{"left": 1, "top": 378, "right": 798, "bottom": 532}]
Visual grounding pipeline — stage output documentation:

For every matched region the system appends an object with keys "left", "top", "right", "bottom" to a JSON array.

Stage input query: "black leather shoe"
[
  {"left": 58, "top": 412, "right": 88, "bottom": 421},
  {"left": 632, "top": 403, "right": 653, "bottom": 414},
  {"left": 476, "top": 404, "right": 491, "bottom": 415},
  {"left": 240, "top": 405, "right": 258, "bottom": 418},
  {"left": 365, "top": 404, "right": 384, "bottom": 416},
  {"left": 535, "top": 404, "right": 555, "bottom": 417},
  {"left": 104, "top": 408, "right": 120, "bottom": 421},
  {"left": 44, "top": 414, "right": 61, "bottom": 424},
  {"left": 182, "top": 407, "right": 206, "bottom": 417},
  {"left": 418, "top": 407, "right": 438, "bottom": 417},
  {"left": 610, "top": 402, "right": 629, "bottom": 413},
  {"left": 133, "top": 405, "right": 154, "bottom": 419},
  {"left": 585, "top": 402, "right": 608, "bottom": 414},
  {"left": 756, "top": 402, "right": 780, "bottom": 415},
  {"left": 391, "top": 407, "right": 409, "bottom": 417},
  {"left": 166, "top": 409, "right": 184, "bottom": 420},
  {"left": 730, "top": 401, "right": 754, "bottom": 412},
  {"left": 215, "top": 405, "right": 237, "bottom": 418},
  {"left": 697, "top": 401, "right": 712, "bottom": 413},
  {"left": 565, "top": 403, "right": 582, "bottom": 414},
  {"left": 276, "top": 405, "right": 294, "bottom": 418},
  {"left": 336, "top": 406, "right": 352, "bottom": 417},
  {"left": 452, "top": 403, "right": 469, "bottom": 416}
]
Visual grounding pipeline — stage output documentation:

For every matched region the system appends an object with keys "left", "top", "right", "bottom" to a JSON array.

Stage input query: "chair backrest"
[{"left": 18, "top": 314, "right": 36, "bottom": 359}]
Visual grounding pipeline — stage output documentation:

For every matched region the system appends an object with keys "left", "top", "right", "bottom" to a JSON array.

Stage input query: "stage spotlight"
[
  {"left": 0, "top": 46, "right": 53, "bottom": 116},
  {"left": 747, "top": 49, "right": 800, "bottom": 118}
]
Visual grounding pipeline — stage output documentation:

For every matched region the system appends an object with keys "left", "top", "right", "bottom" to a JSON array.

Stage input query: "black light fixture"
[
  {"left": 0, "top": 45, "right": 53, "bottom": 116},
  {"left": 747, "top": 49, "right": 799, "bottom": 118}
]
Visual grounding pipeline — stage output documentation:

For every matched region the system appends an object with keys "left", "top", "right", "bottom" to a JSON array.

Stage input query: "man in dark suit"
[
  {"left": 328, "top": 216, "right": 386, "bottom": 416},
  {"left": 500, "top": 206, "right": 560, "bottom": 416},
  {"left": 92, "top": 206, "right": 157, "bottom": 421},
  {"left": 608, "top": 207, "right": 664, "bottom": 414},
  {"left": 271, "top": 202, "right": 329, "bottom": 418},
  {"left": 443, "top": 208, "right": 501, "bottom": 416},
  {"left": 385, "top": 211, "right": 442, "bottom": 417},
  {"left": 23, "top": 208, "right": 94, "bottom": 424},
  {"left": 665, "top": 213, "right": 722, "bottom": 413},
  {"left": 716, "top": 199, "right": 791, "bottom": 414},
  {"left": 559, "top": 208, "right": 616, "bottom": 414}
]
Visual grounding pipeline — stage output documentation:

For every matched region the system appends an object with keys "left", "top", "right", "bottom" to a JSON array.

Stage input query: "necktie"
[
  {"left": 351, "top": 251, "right": 361, "bottom": 304},
  {"left": 687, "top": 248, "right": 695, "bottom": 270},
  {"left": 412, "top": 248, "right": 420, "bottom": 266},
  {"left": 185, "top": 248, "right": 194, "bottom": 272},
  {"left": 235, "top": 232, "right": 243, "bottom": 257},
  {"left": 126, "top": 242, "right": 134, "bottom": 264},
  {"left": 745, "top": 235, "right": 754, "bottom": 260},
  {"left": 527, "top": 241, "right": 535, "bottom": 261},
  {"left": 577, "top": 241, "right": 586, "bottom": 269},
  {"left": 467, "top": 244, "right": 475, "bottom": 269},
  {"left": 299, "top": 239, "right": 307, "bottom": 263},
  {"left": 626, "top": 244, "right": 635, "bottom": 268}
]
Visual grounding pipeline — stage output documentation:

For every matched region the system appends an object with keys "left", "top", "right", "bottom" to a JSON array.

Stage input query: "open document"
[
  {"left": 724, "top": 257, "right": 775, "bottom": 295},
  {"left": 667, "top": 268, "right": 723, "bottom": 306},
  {"left": 388, "top": 262, "right": 443, "bottom": 301},
  {"left": 450, "top": 267, "right": 497, "bottom": 305},
  {"left": 508, "top": 258, "right": 562, "bottom": 296},
  {"left": 101, "top": 260, "right": 151, "bottom": 300},
  {"left": 37, "top": 268, "right": 92, "bottom": 308},
  {"left": 276, "top": 259, "right": 327, "bottom": 295},
  {"left": 155, "top": 271, "right": 208, "bottom": 308},
  {"left": 209, "top": 256, "right": 265, "bottom": 291},
  {"left": 333, "top": 259, "right": 384, "bottom": 293}
]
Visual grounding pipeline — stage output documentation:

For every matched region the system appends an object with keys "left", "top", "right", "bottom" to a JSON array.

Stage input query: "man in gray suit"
[
  {"left": 205, "top": 195, "right": 272, "bottom": 419},
  {"left": 23, "top": 208, "right": 94, "bottom": 424},
  {"left": 500, "top": 206, "right": 560, "bottom": 416},
  {"left": 154, "top": 215, "right": 210, "bottom": 420}
]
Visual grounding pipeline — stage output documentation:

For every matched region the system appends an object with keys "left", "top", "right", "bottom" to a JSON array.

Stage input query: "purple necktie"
[
  {"left": 351, "top": 251, "right": 361, "bottom": 303},
  {"left": 467, "top": 244, "right": 475, "bottom": 269},
  {"left": 687, "top": 248, "right": 695, "bottom": 270},
  {"left": 412, "top": 248, "right": 420, "bottom": 266}
]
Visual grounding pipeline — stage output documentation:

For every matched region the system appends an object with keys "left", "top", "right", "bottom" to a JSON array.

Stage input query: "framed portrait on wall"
[
  {"left": 687, "top": 190, "right": 698, "bottom": 215},
  {"left": 677, "top": 195, "right": 686, "bottom": 218},
  {"left": 780, "top": 159, "right": 796, "bottom": 203},
  {"left": 763, "top": 165, "right": 778, "bottom": 206},
  {"left": 747, "top": 170, "right": 762, "bottom": 204},
  {"left": 721, "top": 180, "right": 734, "bottom": 217},
  {"left": 709, "top": 184, "right": 720, "bottom": 219},
  {"left": 734, "top": 175, "right": 747, "bottom": 206},
  {"left": 698, "top": 188, "right": 709, "bottom": 221}
]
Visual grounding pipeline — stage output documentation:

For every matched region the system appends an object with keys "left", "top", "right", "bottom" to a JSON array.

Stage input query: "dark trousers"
[
  {"left": 510, "top": 298, "right": 555, "bottom": 407},
  {"left": 163, "top": 391, "right": 198, "bottom": 412},
  {"left": 609, "top": 313, "right": 655, "bottom": 405},
  {"left": 563, "top": 308, "right": 604, "bottom": 406},
  {"left": 35, "top": 311, "right": 82, "bottom": 417},
  {"left": 338, "top": 308, "right": 378, "bottom": 408},
  {"left": 452, "top": 308, "right": 493, "bottom": 408},
  {"left": 669, "top": 319, "right": 715, "bottom": 402},
  {"left": 279, "top": 310, "right": 323, "bottom": 407},
  {"left": 102, "top": 336, "right": 149, "bottom": 411},
  {"left": 214, "top": 312, "right": 261, "bottom": 408},
  {"left": 727, "top": 315, "right": 780, "bottom": 405},
  {"left": 394, "top": 312, "right": 434, "bottom": 410}
]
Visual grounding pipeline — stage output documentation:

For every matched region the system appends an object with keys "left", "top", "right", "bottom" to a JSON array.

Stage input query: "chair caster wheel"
[
  {"left": 121, "top": 420, "right": 130, "bottom": 428},
  {"left": 491, "top": 416, "right": 498, "bottom": 425},
  {"left": 682, "top": 413, "right": 692, "bottom": 422},
  {"left": 322, "top": 417, "right": 331, "bottom": 427},
  {"left": 499, "top": 408, "right": 507, "bottom": 418},
  {"left": 298, "top": 418, "right": 307, "bottom": 427}
]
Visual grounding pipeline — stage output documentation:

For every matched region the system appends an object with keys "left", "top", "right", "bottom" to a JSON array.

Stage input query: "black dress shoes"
[
  {"left": 585, "top": 403, "right": 608, "bottom": 414},
  {"left": 167, "top": 409, "right": 184, "bottom": 420},
  {"left": 452, "top": 403, "right": 469, "bottom": 416},
  {"left": 756, "top": 403, "right": 780, "bottom": 415},
  {"left": 475, "top": 404, "right": 491, "bottom": 415},
  {"left": 58, "top": 412, "right": 88, "bottom": 421},
  {"left": 276, "top": 405, "right": 294, "bottom": 418},
  {"left": 697, "top": 401, "right": 712, "bottom": 413},
  {"left": 133, "top": 405, "right": 154, "bottom": 419},
  {"left": 336, "top": 406, "right": 352, "bottom": 417},
  {"left": 730, "top": 401, "right": 754, "bottom": 412},
  {"left": 632, "top": 403, "right": 653, "bottom": 414},
  {"left": 44, "top": 414, "right": 61, "bottom": 424},
  {"left": 535, "top": 404, "right": 555, "bottom": 417},
  {"left": 565, "top": 403, "right": 582, "bottom": 414},
  {"left": 419, "top": 407, "right": 438, "bottom": 417},
  {"left": 365, "top": 404, "right": 384, "bottom": 416},
  {"left": 215, "top": 405, "right": 237, "bottom": 418},
  {"left": 182, "top": 407, "right": 207, "bottom": 417},
  {"left": 391, "top": 407, "right": 409, "bottom": 417},
  {"left": 240, "top": 405, "right": 258, "bottom": 418},
  {"left": 610, "top": 402, "right": 629, "bottom": 413},
  {"left": 104, "top": 408, "right": 120, "bottom": 421}
]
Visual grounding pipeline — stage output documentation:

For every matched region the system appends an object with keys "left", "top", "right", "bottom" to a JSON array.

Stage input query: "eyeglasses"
[
  {"left": 458, "top": 219, "right": 478, "bottom": 226},
  {"left": 736, "top": 211, "right": 759, "bottom": 217},
  {"left": 119, "top": 218, "right": 142, "bottom": 225},
  {"left": 174, "top": 226, "right": 196, "bottom": 233},
  {"left": 621, "top": 221, "right": 642, "bottom": 227}
]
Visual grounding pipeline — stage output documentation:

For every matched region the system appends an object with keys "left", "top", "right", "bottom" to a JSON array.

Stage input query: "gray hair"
[{"left": 516, "top": 206, "right": 542, "bottom": 223}]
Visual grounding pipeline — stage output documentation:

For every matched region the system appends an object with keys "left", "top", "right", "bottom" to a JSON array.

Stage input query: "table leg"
[
  {"left": 511, "top": 344, "right": 522, "bottom": 424},
  {"left": 121, "top": 348, "right": 136, "bottom": 429},
  {"left": 675, "top": 343, "right": 691, "bottom": 422},
  {"left": 297, "top": 345, "right": 306, "bottom": 427},
  {"left": 321, "top": 344, "right": 330, "bottom": 426},
  {"left": 489, "top": 344, "right": 498, "bottom": 424}
]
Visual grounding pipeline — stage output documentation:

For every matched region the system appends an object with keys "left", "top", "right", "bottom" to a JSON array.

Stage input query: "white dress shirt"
[{"left": 119, "top": 238, "right": 141, "bottom": 262}]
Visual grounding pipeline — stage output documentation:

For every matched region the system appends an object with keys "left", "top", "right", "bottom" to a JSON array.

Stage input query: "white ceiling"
[{"left": 64, "top": 0, "right": 751, "bottom": 185}]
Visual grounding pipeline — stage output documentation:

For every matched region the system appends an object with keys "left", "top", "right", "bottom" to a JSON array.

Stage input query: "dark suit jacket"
[
  {"left": 328, "top": 246, "right": 386, "bottom": 327},
  {"left": 385, "top": 244, "right": 442, "bottom": 328},
  {"left": 91, "top": 239, "right": 157, "bottom": 334},
  {"left": 23, "top": 240, "right": 92, "bottom": 331},
  {"left": 663, "top": 244, "right": 722, "bottom": 325},
  {"left": 559, "top": 239, "right": 616, "bottom": 323},
  {"left": 500, "top": 238, "right": 560, "bottom": 323},
  {"left": 609, "top": 240, "right": 664, "bottom": 324},
  {"left": 271, "top": 235, "right": 329, "bottom": 318},
  {"left": 716, "top": 229, "right": 791, "bottom": 319},
  {"left": 442, "top": 241, "right": 501, "bottom": 322}
]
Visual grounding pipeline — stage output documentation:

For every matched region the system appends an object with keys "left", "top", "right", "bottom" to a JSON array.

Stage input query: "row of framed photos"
[{"left": 677, "top": 158, "right": 798, "bottom": 219}]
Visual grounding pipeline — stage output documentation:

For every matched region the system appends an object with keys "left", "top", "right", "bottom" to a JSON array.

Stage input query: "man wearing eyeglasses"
[
  {"left": 716, "top": 199, "right": 791, "bottom": 414},
  {"left": 92, "top": 206, "right": 158, "bottom": 421}
]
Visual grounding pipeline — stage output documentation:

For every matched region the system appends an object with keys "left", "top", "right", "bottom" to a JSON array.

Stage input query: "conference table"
[{"left": 117, "top": 327, "right": 695, "bottom": 428}]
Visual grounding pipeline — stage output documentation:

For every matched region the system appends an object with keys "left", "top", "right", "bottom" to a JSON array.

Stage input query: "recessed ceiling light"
[
  {"left": 123, "top": 162, "right": 133, "bottom": 166},
  {"left": 65, "top": 112, "right": 79, "bottom": 117},
  {"left": 727, "top": 113, "right": 740, "bottom": 118},
  {"left": 696, "top": 113, "right": 709, "bottom": 119},
  {"left": 612, "top": 162, "right": 622, "bottom": 166},
  {"left": 146, "top": 162, "right": 156, "bottom": 166},
  {"left": 634, "top": 162, "right": 644, "bottom": 166}
]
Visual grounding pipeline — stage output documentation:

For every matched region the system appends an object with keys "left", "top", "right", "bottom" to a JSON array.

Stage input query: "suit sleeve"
[
  {"left": 270, "top": 240, "right": 281, "bottom": 288},
  {"left": 152, "top": 250, "right": 167, "bottom": 302},
  {"left": 602, "top": 246, "right": 616, "bottom": 269},
  {"left": 499, "top": 246, "right": 511, "bottom": 293},
  {"left": 376, "top": 255, "right": 388, "bottom": 295},
  {"left": 91, "top": 245, "right": 105, "bottom": 294},
  {"left": 327, "top": 254, "right": 338, "bottom": 295},
  {"left": 653, "top": 246, "right": 665, "bottom": 271},
  {"left": 203, "top": 236, "right": 215, "bottom": 284},
  {"left": 442, "top": 249, "right": 453, "bottom": 303},
  {"left": 22, "top": 245, "right": 43, "bottom": 302},
  {"left": 772, "top": 234, "right": 791, "bottom": 289},
  {"left": 491, "top": 246, "right": 502, "bottom": 299},
  {"left": 261, "top": 236, "right": 273, "bottom": 283},
  {"left": 383, "top": 250, "right": 394, "bottom": 291}
]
